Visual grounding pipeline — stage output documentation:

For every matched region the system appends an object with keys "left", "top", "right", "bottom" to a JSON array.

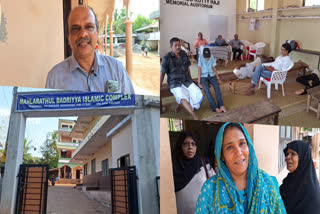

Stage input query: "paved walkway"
[{"left": 47, "top": 185, "right": 111, "bottom": 214}]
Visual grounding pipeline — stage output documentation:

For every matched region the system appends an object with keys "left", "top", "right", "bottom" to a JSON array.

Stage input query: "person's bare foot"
[
  {"left": 295, "top": 89, "right": 305, "bottom": 95},
  {"left": 308, "top": 80, "right": 313, "bottom": 87},
  {"left": 246, "top": 89, "right": 255, "bottom": 96},
  {"left": 191, "top": 113, "right": 199, "bottom": 120},
  {"left": 220, "top": 106, "right": 227, "bottom": 113},
  {"left": 299, "top": 60, "right": 310, "bottom": 69},
  {"left": 246, "top": 84, "right": 255, "bottom": 96},
  {"left": 175, "top": 104, "right": 181, "bottom": 113},
  {"left": 215, "top": 108, "right": 222, "bottom": 113}
]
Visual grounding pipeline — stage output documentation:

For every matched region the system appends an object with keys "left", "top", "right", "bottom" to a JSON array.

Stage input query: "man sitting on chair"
[
  {"left": 215, "top": 35, "right": 228, "bottom": 46},
  {"left": 229, "top": 34, "right": 244, "bottom": 60},
  {"left": 246, "top": 43, "right": 293, "bottom": 95},
  {"left": 161, "top": 37, "right": 203, "bottom": 120}
]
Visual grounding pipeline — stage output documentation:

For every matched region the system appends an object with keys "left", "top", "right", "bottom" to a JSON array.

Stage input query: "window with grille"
[
  {"left": 304, "top": 0, "right": 320, "bottom": 6},
  {"left": 279, "top": 126, "right": 293, "bottom": 172},
  {"left": 248, "top": 0, "right": 264, "bottom": 11},
  {"left": 91, "top": 159, "right": 96, "bottom": 174},
  {"left": 117, "top": 154, "right": 130, "bottom": 168},
  {"left": 84, "top": 163, "right": 88, "bottom": 176},
  {"left": 102, "top": 159, "right": 109, "bottom": 176},
  {"left": 168, "top": 119, "right": 184, "bottom": 132}
]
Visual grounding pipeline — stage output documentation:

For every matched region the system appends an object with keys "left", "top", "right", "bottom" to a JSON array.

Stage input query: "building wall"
[
  {"left": 0, "top": 0, "right": 64, "bottom": 88},
  {"left": 160, "top": 0, "right": 236, "bottom": 57},
  {"left": 160, "top": 118, "right": 177, "bottom": 214},
  {"left": 60, "top": 136, "right": 72, "bottom": 142},
  {"left": 150, "top": 107, "right": 160, "bottom": 176},
  {"left": 83, "top": 141, "right": 111, "bottom": 175},
  {"left": 236, "top": 0, "right": 320, "bottom": 68},
  {"left": 252, "top": 124, "right": 289, "bottom": 184},
  {"left": 112, "top": 122, "right": 133, "bottom": 168},
  {"left": 72, "top": 165, "right": 83, "bottom": 180}
]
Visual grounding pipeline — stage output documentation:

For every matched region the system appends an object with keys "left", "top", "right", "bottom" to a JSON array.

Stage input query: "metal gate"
[
  {"left": 111, "top": 166, "right": 138, "bottom": 214},
  {"left": 15, "top": 164, "right": 49, "bottom": 214}
]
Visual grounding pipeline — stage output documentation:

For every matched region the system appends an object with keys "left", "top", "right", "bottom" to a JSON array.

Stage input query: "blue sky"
[{"left": 0, "top": 86, "right": 76, "bottom": 158}]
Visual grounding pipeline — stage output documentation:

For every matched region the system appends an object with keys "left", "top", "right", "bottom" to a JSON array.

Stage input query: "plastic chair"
[
  {"left": 241, "top": 40, "right": 253, "bottom": 57},
  {"left": 258, "top": 61, "right": 294, "bottom": 98},
  {"left": 230, "top": 45, "right": 244, "bottom": 61},
  {"left": 248, "top": 42, "right": 266, "bottom": 60}
]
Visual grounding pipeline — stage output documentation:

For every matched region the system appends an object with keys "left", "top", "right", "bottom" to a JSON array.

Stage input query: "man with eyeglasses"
[{"left": 46, "top": 6, "right": 134, "bottom": 94}]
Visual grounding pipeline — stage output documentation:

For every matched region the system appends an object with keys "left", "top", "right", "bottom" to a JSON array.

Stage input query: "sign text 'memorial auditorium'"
[{"left": 166, "top": 0, "right": 220, "bottom": 8}]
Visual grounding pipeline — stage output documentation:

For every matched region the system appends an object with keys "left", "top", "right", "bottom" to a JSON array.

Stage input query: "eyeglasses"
[
  {"left": 70, "top": 24, "right": 96, "bottom": 35},
  {"left": 182, "top": 141, "right": 197, "bottom": 148}
]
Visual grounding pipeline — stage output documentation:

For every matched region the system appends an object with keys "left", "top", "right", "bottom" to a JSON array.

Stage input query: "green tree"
[
  {"left": 23, "top": 138, "right": 37, "bottom": 164},
  {"left": 112, "top": 9, "right": 127, "bottom": 35},
  {"left": 40, "top": 131, "right": 59, "bottom": 169},
  {"left": 133, "top": 15, "right": 153, "bottom": 32}
]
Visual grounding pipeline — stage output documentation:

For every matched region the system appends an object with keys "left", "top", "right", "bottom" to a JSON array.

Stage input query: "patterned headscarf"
[{"left": 195, "top": 122, "right": 287, "bottom": 214}]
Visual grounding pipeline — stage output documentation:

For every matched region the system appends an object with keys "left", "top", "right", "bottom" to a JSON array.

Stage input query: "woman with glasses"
[{"left": 172, "top": 131, "right": 215, "bottom": 214}]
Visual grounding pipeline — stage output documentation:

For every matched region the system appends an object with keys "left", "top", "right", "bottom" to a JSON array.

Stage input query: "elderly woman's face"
[
  {"left": 182, "top": 136, "right": 197, "bottom": 159},
  {"left": 222, "top": 128, "right": 249, "bottom": 178},
  {"left": 285, "top": 148, "right": 299, "bottom": 173}
]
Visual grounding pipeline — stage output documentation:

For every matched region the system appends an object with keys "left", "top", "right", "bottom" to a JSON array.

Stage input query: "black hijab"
[
  {"left": 280, "top": 140, "right": 320, "bottom": 214},
  {"left": 172, "top": 131, "right": 203, "bottom": 192}
]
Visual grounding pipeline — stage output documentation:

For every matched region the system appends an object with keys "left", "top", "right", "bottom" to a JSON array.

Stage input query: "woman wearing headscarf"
[
  {"left": 280, "top": 140, "right": 320, "bottom": 214},
  {"left": 195, "top": 122, "right": 286, "bottom": 213},
  {"left": 173, "top": 131, "right": 215, "bottom": 214}
]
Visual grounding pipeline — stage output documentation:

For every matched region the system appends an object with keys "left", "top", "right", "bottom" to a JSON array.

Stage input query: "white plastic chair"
[
  {"left": 230, "top": 45, "right": 244, "bottom": 61},
  {"left": 248, "top": 42, "right": 266, "bottom": 60},
  {"left": 258, "top": 61, "right": 294, "bottom": 98},
  {"left": 241, "top": 40, "right": 253, "bottom": 58}
]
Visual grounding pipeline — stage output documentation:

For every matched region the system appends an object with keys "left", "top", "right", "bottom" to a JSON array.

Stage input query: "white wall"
[
  {"left": 111, "top": 122, "right": 133, "bottom": 168},
  {"left": 253, "top": 124, "right": 288, "bottom": 183},
  {"left": 160, "top": 0, "right": 236, "bottom": 57},
  {"left": 0, "top": 0, "right": 64, "bottom": 88},
  {"left": 84, "top": 141, "right": 112, "bottom": 175}
]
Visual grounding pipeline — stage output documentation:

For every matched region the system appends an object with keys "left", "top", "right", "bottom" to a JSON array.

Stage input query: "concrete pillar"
[
  {"left": 105, "top": 33, "right": 108, "bottom": 55},
  {"left": 109, "top": 30, "right": 114, "bottom": 56},
  {"left": 125, "top": 20, "right": 134, "bottom": 76},
  {"left": 160, "top": 118, "right": 177, "bottom": 214},
  {"left": 270, "top": 0, "right": 280, "bottom": 57},
  {"left": 131, "top": 96, "right": 160, "bottom": 214},
  {"left": 58, "top": 167, "right": 61, "bottom": 179},
  {"left": 312, "top": 133, "right": 320, "bottom": 160},
  {"left": 0, "top": 112, "right": 26, "bottom": 214}
]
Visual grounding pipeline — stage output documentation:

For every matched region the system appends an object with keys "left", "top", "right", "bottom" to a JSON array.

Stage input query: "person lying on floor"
[
  {"left": 197, "top": 48, "right": 227, "bottom": 113},
  {"left": 246, "top": 43, "right": 293, "bottom": 95},
  {"left": 295, "top": 63, "right": 320, "bottom": 95},
  {"left": 233, "top": 56, "right": 274, "bottom": 79},
  {"left": 161, "top": 37, "right": 204, "bottom": 120}
]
